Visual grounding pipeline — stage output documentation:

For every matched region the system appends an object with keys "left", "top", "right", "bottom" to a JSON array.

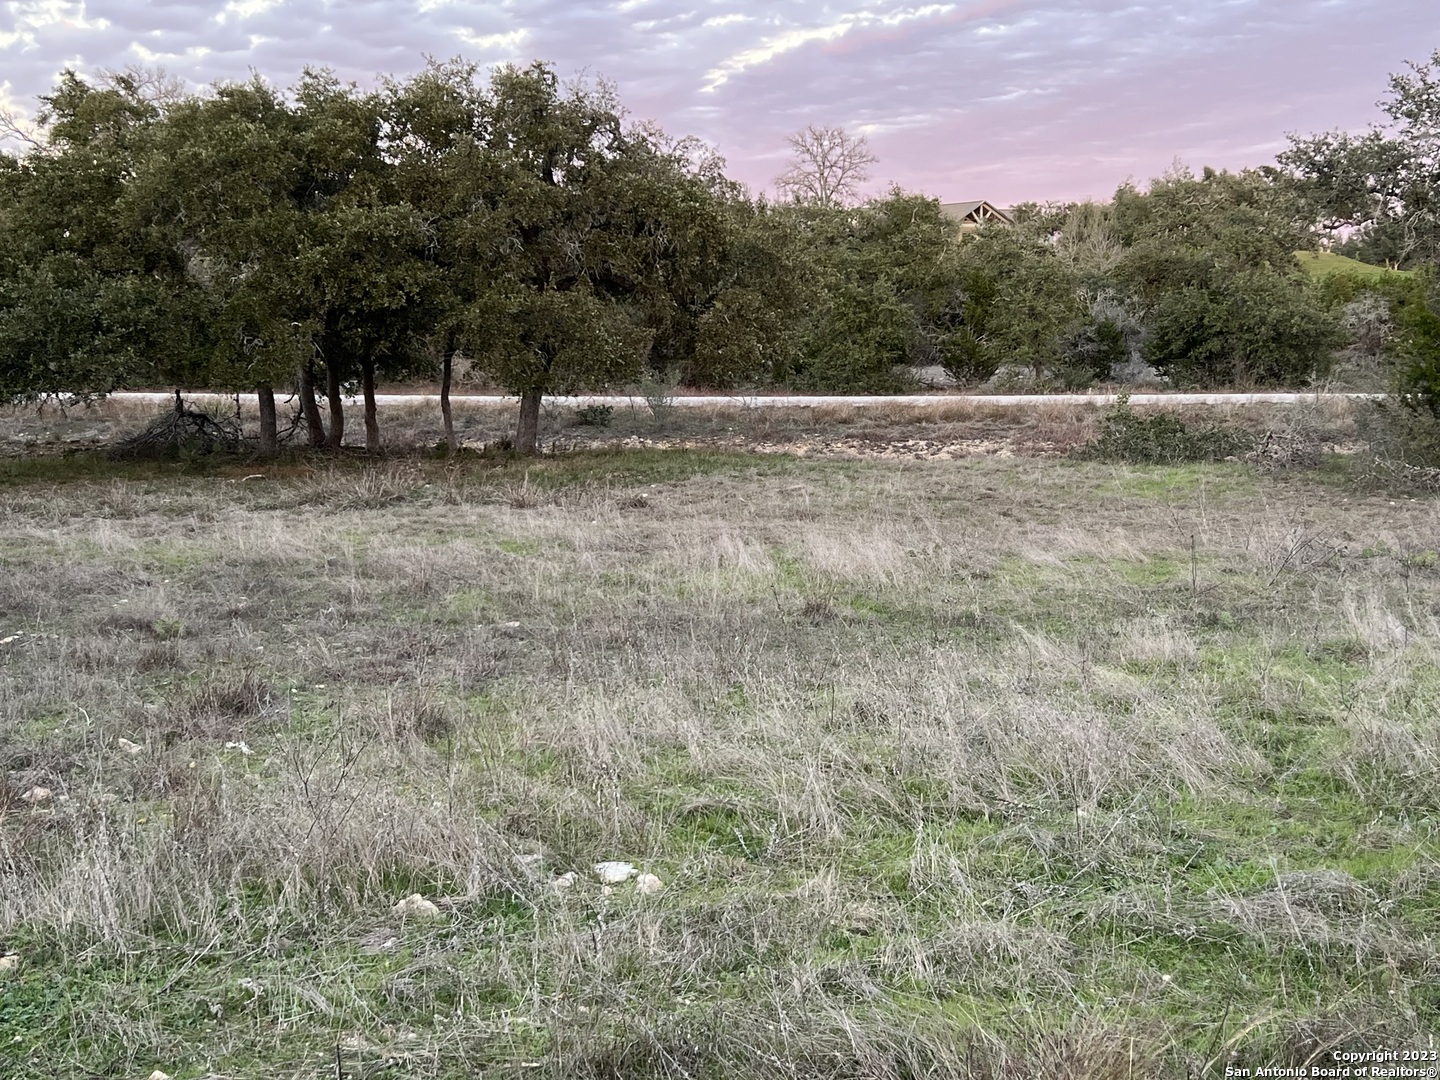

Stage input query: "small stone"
[
  {"left": 593, "top": 861, "right": 637, "bottom": 885},
  {"left": 551, "top": 871, "right": 577, "bottom": 894},
  {"left": 392, "top": 894, "right": 441, "bottom": 919},
  {"left": 117, "top": 738, "right": 143, "bottom": 755},
  {"left": 223, "top": 741, "right": 253, "bottom": 755},
  {"left": 20, "top": 787, "right": 51, "bottom": 805},
  {"left": 634, "top": 873, "right": 664, "bottom": 896},
  {"left": 149, "top": 1072, "right": 171, "bottom": 1080},
  {"left": 0, "top": 954, "right": 19, "bottom": 972}
]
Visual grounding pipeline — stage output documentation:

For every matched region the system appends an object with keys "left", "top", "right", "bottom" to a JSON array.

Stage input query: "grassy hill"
[{"left": 1297, "top": 249, "right": 1411, "bottom": 279}]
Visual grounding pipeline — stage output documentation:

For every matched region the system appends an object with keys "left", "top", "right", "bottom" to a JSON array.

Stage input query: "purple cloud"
[{"left": 1, "top": 0, "right": 1429, "bottom": 202}]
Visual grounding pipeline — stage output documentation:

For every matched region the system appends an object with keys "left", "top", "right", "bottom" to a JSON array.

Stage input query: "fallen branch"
[{"left": 108, "top": 391, "right": 246, "bottom": 461}]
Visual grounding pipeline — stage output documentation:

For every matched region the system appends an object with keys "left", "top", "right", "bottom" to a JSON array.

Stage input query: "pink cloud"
[{"left": 0, "top": 0, "right": 1428, "bottom": 206}]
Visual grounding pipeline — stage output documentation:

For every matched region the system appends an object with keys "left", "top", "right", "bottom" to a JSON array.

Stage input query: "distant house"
[{"left": 939, "top": 200, "right": 1013, "bottom": 232}]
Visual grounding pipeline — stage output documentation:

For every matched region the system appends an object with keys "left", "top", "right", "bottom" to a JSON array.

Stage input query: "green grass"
[
  {"left": 1, "top": 450, "right": 1437, "bottom": 1077},
  {"left": 1296, "top": 249, "right": 1413, "bottom": 279},
  {"left": 1098, "top": 462, "right": 1260, "bottom": 500}
]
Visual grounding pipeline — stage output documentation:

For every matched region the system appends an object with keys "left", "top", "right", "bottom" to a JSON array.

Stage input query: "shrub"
[
  {"left": 1059, "top": 316, "right": 1129, "bottom": 386},
  {"left": 574, "top": 404, "right": 614, "bottom": 428},
  {"left": 1145, "top": 272, "right": 1342, "bottom": 387},
  {"left": 639, "top": 369, "right": 680, "bottom": 416},
  {"left": 1340, "top": 293, "right": 1395, "bottom": 361},
  {"left": 1088, "top": 393, "right": 1254, "bottom": 464},
  {"left": 1394, "top": 277, "right": 1440, "bottom": 415},
  {"left": 942, "top": 229, "right": 1085, "bottom": 386},
  {"left": 1350, "top": 393, "right": 1440, "bottom": 494}
]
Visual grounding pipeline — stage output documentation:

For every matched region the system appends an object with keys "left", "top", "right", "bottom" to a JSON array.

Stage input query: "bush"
[
  {"left": 1347, "top": 398, "right": 1440, "bottom": 493},
  {"left": 1088, "top": 393, "right": 1254, "bottom": 464},
  {"left": 1145, "top": 271, "right": 1342, "bottom": 387},
  {"left": 574, "top": 404, "right": 614, "bottom": 428},
  {"left": 792, "top": 280, "right": 918, "bottom": 393},
  {"left": 1059, "top": 317, "right": 1129, "bottom": 386},
  {"left": 1340, "top": 293, "right": 1394, "bottom": 361},
  {"left": 1394, "top": 276, "right": 1440, "bottom": 415},
  {"left": 942, "top": 229, "right": 1084, "bottom": 386}
]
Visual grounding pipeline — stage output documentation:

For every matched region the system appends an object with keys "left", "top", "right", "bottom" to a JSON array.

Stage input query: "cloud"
[
  {"left": 700, "top": 4, "right": 957, "bottom": 92},
  {"left": 702, "top": 13, "right": 753, "bottom": 28},
  {"left": 216, "top": 0, "right": 285, "bottom": 23},
  {"left": 128, "top": 39, "right": 211, "bottom": 65},
  {"left": 453, "top": 27, "right": 528, "bottom": 53},
  {"left": 3, "top": 0, "right": 111, "bottom": 49},
  {"left": 0, "top": 0, "right": 1430, "bottom": 201}
]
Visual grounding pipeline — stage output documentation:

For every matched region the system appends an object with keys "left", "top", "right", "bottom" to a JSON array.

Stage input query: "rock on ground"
[
  {"left": 391, "top": 894, "right": 441, "bottom": 919},
  {"left": 594, "top": 861, "right": 638, "bottom": 885}
]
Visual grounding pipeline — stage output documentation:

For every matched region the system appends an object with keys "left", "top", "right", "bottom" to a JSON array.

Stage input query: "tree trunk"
[
  {"left": 516, "top": 387, "right": 542, "bottom": 454},
  {"left": 257, "top": 385, "right": 277, "bottom": 456},
  {"left": 325, "top": 363, "right": 345, "bottom": 450},
  {"left": 440, "top": 347, "right": 456, "bottom": 456},
  {"left": 361, "top": 358, "right": 380, "bottom": 454},
  {"left": 299, "top": 363, "right": 326, "bottom": 448}
]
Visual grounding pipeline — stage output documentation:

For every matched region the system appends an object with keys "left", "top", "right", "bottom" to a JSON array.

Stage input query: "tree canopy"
[
  {"left": 1284, "top": 49, "right": 1440, "bottom": 411},
  {"left": 0, "top": 61, "right": 795, "bottom": 451},
  {"left": 1283, "top": 49, "right": 1440, "bottom": 271},
  {"left": 3, "top": 55, "right": 1434, "bottom": 450}
]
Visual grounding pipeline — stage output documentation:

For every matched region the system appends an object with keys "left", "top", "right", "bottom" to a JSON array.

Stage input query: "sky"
[{"left": 0, "top": 0, "right": 1433, "bottom": 203}]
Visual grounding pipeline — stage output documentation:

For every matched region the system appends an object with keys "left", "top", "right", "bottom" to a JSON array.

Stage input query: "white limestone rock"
[
  {"left": 391, "top": 894, "right": 441, "bottom": 919},
  {"left": 551, "top": 871, "right": 578, "bottom": 894},
  {"left": 593, "top": 861, "right": 637, "bottom": 885}
]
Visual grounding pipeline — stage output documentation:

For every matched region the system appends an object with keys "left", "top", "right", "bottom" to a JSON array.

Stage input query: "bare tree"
[
  {"left": 0, "top": 106, "right": 41, "bottom": 152},
  {"left": 2, "top": 65, "right": 188, "bottom": 155},
  {"left": 774, "top": 124, "right": 878, "bottom": 208},
  {"left": 97, "top": 64, "right": 189, "bottom": 109}
]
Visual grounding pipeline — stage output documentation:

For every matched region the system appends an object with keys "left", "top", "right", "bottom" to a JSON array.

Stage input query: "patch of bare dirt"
[{"left": 528, "top": 432, "right": 1065, "bottom": 460}]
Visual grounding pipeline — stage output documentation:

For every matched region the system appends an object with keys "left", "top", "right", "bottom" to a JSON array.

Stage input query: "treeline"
[
  {"left": 0, "top": 61, "right": 806, "bottom": 452},
  {"left": 2, "top": 53, "right": 1438, "bottom": 452}
]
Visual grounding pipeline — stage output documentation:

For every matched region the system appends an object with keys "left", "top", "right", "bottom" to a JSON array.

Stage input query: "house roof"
[{"left": 939, "top": 200, "right": 1014, "bottom": 225}]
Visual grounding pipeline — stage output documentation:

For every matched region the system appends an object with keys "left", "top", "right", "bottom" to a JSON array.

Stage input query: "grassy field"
[
  {"left": 1, "top": 438, "right": 1438, "bottom": 1077},
  {"left": 1296, "top": 250, "right": 1412, "bottom": 280}
]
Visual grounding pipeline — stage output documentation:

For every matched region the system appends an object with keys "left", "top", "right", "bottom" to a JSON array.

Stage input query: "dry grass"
[
  {"left": 1, "top": 392, "right": 1365, "bottom": 463},
  {"left": 0, "top": 446, "right": 1437, "bottom": 1077}
]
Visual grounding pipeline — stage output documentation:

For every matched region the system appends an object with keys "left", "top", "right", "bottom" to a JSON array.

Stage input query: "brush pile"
[{"left": 109, "top": 393, "right": 246, "bottom": 461}]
